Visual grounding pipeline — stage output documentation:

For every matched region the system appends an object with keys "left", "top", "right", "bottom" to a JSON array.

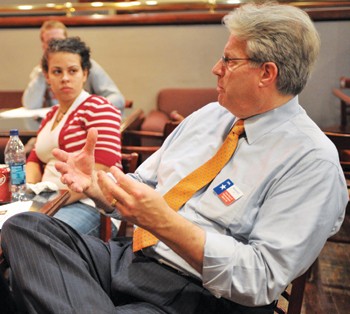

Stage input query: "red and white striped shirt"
[{"left": 28, "top": 94, "right": 122, "bottom": 170}]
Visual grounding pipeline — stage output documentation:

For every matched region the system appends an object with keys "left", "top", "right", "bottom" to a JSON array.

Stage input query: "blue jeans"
[{"left": 53, "top": 202, "right": 117, "bottom": 238}]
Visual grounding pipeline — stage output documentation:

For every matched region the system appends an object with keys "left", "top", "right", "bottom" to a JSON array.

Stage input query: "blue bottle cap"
[{"left": 9, "top": 129, "right": 19, "bottom": 136}]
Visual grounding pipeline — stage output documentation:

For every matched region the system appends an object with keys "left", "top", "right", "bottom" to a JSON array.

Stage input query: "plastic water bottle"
[{"left": 4, "top": 129, "right": 26, "bottom": 202}]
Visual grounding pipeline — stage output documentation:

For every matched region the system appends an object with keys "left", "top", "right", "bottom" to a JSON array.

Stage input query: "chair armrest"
[
  {"left": 333, "top": 88, "right": 350, "bottom": 104},
  {"left": 125, "top": 99, "right": 133, "bottom": 108},
  {"left": 141, "top": 110, "right": 169, "bottom": 133},
  {"left": 122, "top": 145, "right": 160, "bottom": 155},
  {"left": 123, "top": 129, "right": 164, "bottom": 140},
  {"left": 340, "top": 76, "right": 350, "bottom": 89},
  {"left": 40, "top": 190, "right": 71, "bottom": 216}
]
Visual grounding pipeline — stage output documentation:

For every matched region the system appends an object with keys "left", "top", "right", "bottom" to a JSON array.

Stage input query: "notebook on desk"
[
  {"left": 0, "top": 117, "right": 41, "bottom": 133},
  {"left": 0, "top": 107, "right": 50, "bottom": 119},
  {"left": 0, "top": 201, "right": 32, "bottom": 229}
]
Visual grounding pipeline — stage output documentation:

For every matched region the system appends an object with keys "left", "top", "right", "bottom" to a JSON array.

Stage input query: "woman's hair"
[
  {"left": 41, "top": 36, "right": 91, "bottom": 74},
  {"left": 223, "top": 2, "right": 320, "bottom": 96}
]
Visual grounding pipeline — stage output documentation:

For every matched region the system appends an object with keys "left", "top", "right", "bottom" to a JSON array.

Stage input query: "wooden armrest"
[
  {"left": 333, "top": 88, "right": 350, "bottom": 104},
  {"left": 123, "top": 129, "right": 164, "bottom": 139},
  {"left": 100, "top": 213, "right": 133, "bottom": 241},
  {"left": 125, "top": 99, "right": 133, "bottom": 108},
  {"left": 340, "top": 76, "right": 350, "bottom": 89},
  {"left": 41, "top": 190, "right": 70, "bottom": 216},
  {"left": 122, "top": 145, "right": 160, "bottom": 155}
]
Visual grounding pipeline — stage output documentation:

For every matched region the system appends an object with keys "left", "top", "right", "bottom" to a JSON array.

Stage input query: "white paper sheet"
[
  {"left": 0, "top": 107, "right": 50, "bottom": 119},
  {"left": 0, "top": 201, "right": 33, "bottom": 229},
  {"left": 27, "top": 181, "right": 58, "bottom": 195}
]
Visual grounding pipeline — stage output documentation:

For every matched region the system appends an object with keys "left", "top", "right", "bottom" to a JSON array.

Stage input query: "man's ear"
[{"left": 259, "top": 62, "right": 278, "bottom": 88}]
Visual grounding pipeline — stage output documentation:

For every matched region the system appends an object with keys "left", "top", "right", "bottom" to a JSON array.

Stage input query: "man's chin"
[{"left": 217, "top": 95, "right": 229, "bottom": 109}]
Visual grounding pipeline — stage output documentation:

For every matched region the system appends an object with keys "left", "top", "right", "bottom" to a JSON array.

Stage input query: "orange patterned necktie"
[{"left": 133, "top": 119, "right": 245, "bottom": 252}]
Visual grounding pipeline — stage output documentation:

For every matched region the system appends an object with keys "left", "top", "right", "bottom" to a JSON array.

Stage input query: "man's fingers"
[
  {"left": 97, "top": 170, "right": 131, "bottom": 204},
  {"left": 110, "top": 167, "right": 137, "bottom": 194},
  {"left": 83, "top": 128, "right": 98, "bottom": 156},
  {"left": 55, "top": 160, "right": 69, "bottom": 174},
  {"left": 52, "top": 148, "right": 69, "bottom": 163}
]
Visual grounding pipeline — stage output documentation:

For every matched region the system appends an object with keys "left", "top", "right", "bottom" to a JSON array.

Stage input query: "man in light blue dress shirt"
[{"left": 1, "top": 3, "right": 348, "bottom": 314}]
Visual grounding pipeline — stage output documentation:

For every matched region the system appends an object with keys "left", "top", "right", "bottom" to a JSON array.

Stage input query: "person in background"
[
  {"left": 22, "top": 20, "right": 125, "bottom": 113},
  {"left": 26, "top": 36, "right": 122, "bottom": 237},
  {"left": 2, "top": 3, "right": 348, "bottom": 313}
]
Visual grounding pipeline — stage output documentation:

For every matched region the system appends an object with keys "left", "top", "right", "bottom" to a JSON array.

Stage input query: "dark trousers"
[{"left": 1, "top": 212, "right": 275, "bottom": 314}]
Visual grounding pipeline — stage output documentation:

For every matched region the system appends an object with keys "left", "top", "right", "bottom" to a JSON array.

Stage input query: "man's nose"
[{"left": 212, "top": 59, "right": 223, "bottom": 76}]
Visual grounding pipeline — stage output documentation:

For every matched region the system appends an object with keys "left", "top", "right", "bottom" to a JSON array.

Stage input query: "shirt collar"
[
  {"left": 70, "top": 90, "right": 90, "bottom": 111},
  {"left": 242, "top": 96, "right": 300, "bottom": 144}
]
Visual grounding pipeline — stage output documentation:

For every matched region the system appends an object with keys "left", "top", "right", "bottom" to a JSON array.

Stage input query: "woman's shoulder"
[
  {"left": 78, "top": 95, "right": 121, "bottom": 115},
  {"left": 43, "top": 105, "right": 59, "bottom": 121}
]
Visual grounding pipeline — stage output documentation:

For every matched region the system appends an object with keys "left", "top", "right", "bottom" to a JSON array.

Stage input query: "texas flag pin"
[{"left": 213, "top": 179, "right": 244, "bottom": 205}]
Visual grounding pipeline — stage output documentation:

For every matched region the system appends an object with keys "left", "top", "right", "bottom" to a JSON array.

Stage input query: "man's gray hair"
[{"left": 223, "top": 2, "right": 320, "bottom": 95}]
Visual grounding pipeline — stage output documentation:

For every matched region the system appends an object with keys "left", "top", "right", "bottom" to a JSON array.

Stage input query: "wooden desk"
[
  {"left": 0, "top": 189, "right": 70, "bottom": 227},
  {"left": 0, "top": 117, "right": 41, "bottom": 139},
  {"left": 27, "top": 189, "right": 70, "bottom": 216},
  {"left": 0, "top": 107, "right": 144, "bottom": 163},
  {"left": 121, "top": 108, "right": 144, "bottom": 133},
  {"left": 322, "top": 125, "right": 350, "bottom": 134}
]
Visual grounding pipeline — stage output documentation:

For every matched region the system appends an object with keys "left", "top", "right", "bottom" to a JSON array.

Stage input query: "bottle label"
[{"left": 9, "top": 163, "right": 26, "bottom": 185}]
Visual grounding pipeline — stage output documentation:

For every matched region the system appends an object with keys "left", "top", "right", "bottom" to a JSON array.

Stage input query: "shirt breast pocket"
[{"left": 197, "top": 181, "right": 254, "bottom": 232}]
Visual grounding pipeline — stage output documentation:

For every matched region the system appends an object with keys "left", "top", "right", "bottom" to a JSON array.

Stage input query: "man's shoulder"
[
  {"left": 89, "top": 59, "right": 103, "bottom": 73},
  {"left": 29, "top": 64, "right": 44, "bottom": 78},
  {"left": 289, "top": 114, "right": 339, "bottom": 163}
]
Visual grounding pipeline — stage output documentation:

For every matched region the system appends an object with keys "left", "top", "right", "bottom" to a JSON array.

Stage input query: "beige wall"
[
  {"left": 1, "top": 21, "right": 350, "bottom": 127},
  {"left": 0, "top": 24, "right": 226, "bottom": 114}
]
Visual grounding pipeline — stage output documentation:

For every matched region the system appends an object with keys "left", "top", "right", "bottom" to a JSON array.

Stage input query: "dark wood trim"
[
  {"left": 0, "top": 12, "right": 226, "bottom": 28},
  {"left": 1, "top": 3, "right": 350, "bottom": 28},
  {"left": 306, "top": 7, "right": 350, "bottom": 21}
]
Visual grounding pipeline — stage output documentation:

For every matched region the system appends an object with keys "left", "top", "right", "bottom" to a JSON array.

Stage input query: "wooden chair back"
[
  {"left": 138, "top": 88, "right": 217, "bottom": 147},
  {"left": 324, "top": 131, "right": 350, "bottom": 177},
  {"left": 0, "top": 90, "right": 23, "bottom": 109},
  {"left": 323, "top": 131, "right": 350, "bottom": 245},
  {"left": 163, "top": 120, "right": 181, "bottom": 139},
  {"left": 157, "top": 88, "right": 217, "bottom": 117},
  {"left": 99, "top": 152, "right": 139, "bottom": 241},
  {"left": 274, "top": 269, "right": 310, "bottom": 314},
  {"left": 122, "top": 119, "right": 181, "bottom": 167},
  {"left": 333, "top": 76, "right": 350, "bottom": 126}
]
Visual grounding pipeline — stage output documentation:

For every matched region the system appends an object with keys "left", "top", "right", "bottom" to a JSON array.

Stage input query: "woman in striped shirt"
[{"left": 26, "top": 37, "right": 122, "bottom": 237}]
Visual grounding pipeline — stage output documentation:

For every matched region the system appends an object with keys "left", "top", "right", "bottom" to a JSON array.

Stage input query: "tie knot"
[{"left": 232, "top": 119, "right": 245, "bottom": 136}]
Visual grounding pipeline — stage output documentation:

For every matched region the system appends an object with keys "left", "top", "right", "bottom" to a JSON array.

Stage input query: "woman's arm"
[{"left": 26, "top": 161, "right": 43, "bottom": 184}]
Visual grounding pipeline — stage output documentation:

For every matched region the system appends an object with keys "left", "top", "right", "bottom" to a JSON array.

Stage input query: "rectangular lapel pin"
[{"left": 213, "top": 179, "right": 243, "bottom": 205}]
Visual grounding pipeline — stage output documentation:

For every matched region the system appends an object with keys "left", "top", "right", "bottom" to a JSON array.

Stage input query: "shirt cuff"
[{"left": 202, "top": 232, "right": 235, "bottom": 298}]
